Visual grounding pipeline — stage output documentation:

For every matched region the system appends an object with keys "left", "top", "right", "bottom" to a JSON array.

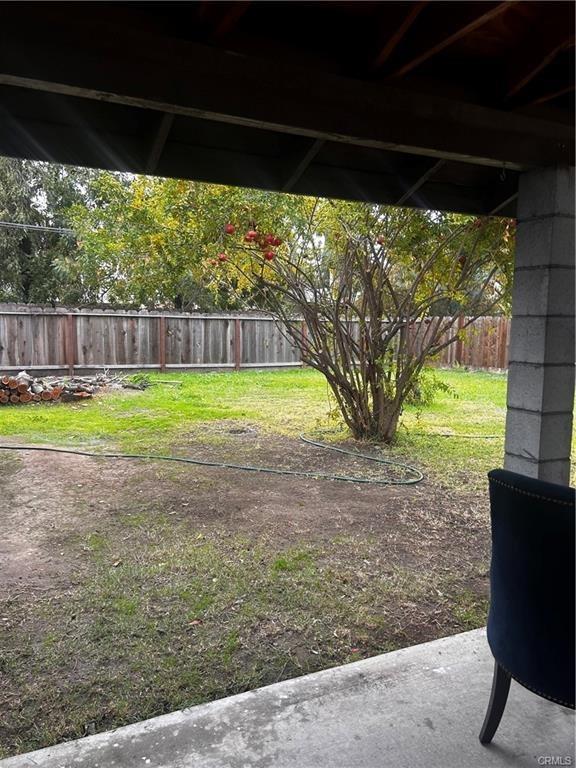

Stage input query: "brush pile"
[{"left": 0, "top": 371, "right": 143, "bottom": 405}]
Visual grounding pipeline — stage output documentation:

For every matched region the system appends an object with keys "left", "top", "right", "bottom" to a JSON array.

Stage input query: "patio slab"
[{"left": 1, "top": 628, "right": 574, "bottom": 768}]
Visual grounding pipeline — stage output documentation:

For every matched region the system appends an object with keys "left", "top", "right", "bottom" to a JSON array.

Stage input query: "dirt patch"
[
  {"left": 0, "top": 429, "right": 491, "bottom": 758},
  {"left": 0, "top": 432, "right": 488, "bottom": 592},
  {"left": 0, "top": 448, "right": 144, "bottom": 591}
]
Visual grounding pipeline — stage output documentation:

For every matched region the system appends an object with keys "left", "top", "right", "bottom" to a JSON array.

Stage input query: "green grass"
[
  {"left": 0, "top": 367, "right": 510, "bottom": 486},
  {"left": 2, "top": 366, "right": 573, "bottom": 487},
  {"left": 396, "top": 368, "right": 508, "bottom": 487},
  {"left": 0, "top": 369, "right": 326, "bottom": 446},
  {"left": 0, "top": 529, "right": 464, "bottom": 757},
  {"left": 0, "top": 366, "right": 522, "bottom": 758}
]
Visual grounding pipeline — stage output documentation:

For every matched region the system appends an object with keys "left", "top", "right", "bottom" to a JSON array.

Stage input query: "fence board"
[{"left": 0, "top": 306, "right": 510, "bottom": 373}]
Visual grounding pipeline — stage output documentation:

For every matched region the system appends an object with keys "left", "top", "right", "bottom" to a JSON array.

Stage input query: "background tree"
[
  {"left": 68, "top": 174, "right": 306, "bottom": 309},
  {"left": 0, "top": 157, "right": 94, "bottom": 304},
  {"left": 217, "top": 200, "right": 514, "bottom": 442}
]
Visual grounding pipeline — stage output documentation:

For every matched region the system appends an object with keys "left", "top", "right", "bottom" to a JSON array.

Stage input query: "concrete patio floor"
[{"left": 1, "top": 628, "right": 574, "bottom": 768}]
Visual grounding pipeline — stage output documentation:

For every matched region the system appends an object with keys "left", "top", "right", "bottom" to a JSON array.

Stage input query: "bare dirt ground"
[
  {"left": 1, "top": 429, "right": 489, "bottom": 594},
  {"left": 0, "top": 427, "right": 491, "bottom": 757}
]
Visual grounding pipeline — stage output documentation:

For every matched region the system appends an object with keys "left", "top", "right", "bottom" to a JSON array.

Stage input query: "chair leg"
[{"left": 479, "top": 661, "right": 512, "bottom": 744}]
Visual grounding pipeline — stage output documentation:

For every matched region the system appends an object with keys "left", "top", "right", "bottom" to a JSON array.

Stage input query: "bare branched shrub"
[{"left": 220, "top": 201, "right": 513, "bottom": 442}]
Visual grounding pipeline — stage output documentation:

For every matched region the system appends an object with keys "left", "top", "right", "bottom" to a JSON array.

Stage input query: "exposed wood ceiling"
[{"left": 0, "top": 1, "right": 573, "bottom": 217}]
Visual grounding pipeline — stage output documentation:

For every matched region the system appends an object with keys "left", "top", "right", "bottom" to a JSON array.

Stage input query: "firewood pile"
[{"left": 0, "top": 371, "right": 144, "bottom": 405}]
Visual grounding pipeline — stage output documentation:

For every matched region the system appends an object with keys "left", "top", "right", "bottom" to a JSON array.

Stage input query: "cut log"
[
  {"left": 17, "top": 383, "right": 29, "bottom": 394},
  {"left": 19, "top": 391, "right": 32, "bottom": 403},
  {"left": 40, "top": 390, "right": 53, "bottom": 400},
  {"left": 9, "top": 394, "right": 20, "bottom": 403}
]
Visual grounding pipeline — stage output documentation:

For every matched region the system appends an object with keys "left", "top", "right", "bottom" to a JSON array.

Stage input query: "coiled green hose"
[{"left": 0, "top": 436, "right": 424, "bottom": 486}]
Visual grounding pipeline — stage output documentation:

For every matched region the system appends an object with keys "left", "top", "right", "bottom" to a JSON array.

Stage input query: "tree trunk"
[{"left": 347, "top": 399, "right": 401, "bottom": 443}]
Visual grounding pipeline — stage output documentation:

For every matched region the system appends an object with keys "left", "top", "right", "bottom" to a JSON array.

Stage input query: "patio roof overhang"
[{"left": 0, "top": 2, "right": 573, "bottom": 217}]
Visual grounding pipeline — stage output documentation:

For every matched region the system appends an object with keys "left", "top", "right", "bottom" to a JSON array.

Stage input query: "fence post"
[
  {"left": 234, "top": 318, "right": 241, "bottom": 371},
  {"left": 158, "top": 316, "right": 166, "bottom": 372},
  {"left": 66, "top": 313, "right": 76, "bottom": 376},
  {"left": 498, "top": 318, "right": 507, "bottom": 369}
]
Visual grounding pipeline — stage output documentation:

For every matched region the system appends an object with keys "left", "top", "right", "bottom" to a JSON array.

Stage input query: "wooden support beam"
[
  {"left": 489, "top": 192, "right": 518, "bottom": 217},
  {"left": 395, "top": 159, "right": 445, "bottom": 206},
  {"left": 282, "top": 139, "right": 325, "bottom": 192},
  {"left": 0, "top": 31, "right": 571, "bottom": 172},
  {"left": 392, "top": 2, "right": 513, "bottom": 78},
  {"left": 145, "top": 113, "right": 174, "bottom": 174},
  {"left": 371, "top": 1, "right": 428, "bottom": 71},
  {"left": 0, "top": 102, "right": 520, "bottom": 216},
  {"left": 524, "top": 84, "right": 575, "bottom": 108},
  {"left": 505, "top": 32, "right": 575, "bottom": 101}
]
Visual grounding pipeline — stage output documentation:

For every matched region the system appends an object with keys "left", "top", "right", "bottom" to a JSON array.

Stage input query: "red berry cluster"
[
  {"left": 237, "top": 224, "right": 282, "bottom": 261},
  {"left": 210, "top": 223, "right": 284, "bottom": 266}
]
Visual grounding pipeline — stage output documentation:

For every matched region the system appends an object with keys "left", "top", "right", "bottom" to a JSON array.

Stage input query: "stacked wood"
[{"left": 0, "top": 370, "right": 141, "bottom": 405}]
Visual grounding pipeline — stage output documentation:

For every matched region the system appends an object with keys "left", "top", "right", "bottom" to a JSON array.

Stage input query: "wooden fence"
[{"left": 0, "top": 306, "right": 510, "bottom": 374}]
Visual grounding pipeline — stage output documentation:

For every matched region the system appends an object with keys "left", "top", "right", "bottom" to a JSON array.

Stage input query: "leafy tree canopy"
[
  {"left": 68, "top": 175, "right": 308, "bottom": 310},
  {"left": 0, "top": 158, "right": 95, "bottom": 304}
]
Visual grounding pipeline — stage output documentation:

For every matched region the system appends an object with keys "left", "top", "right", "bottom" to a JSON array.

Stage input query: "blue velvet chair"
[{"left": 479, "top": 468, "right": 575, "bottom": 744}]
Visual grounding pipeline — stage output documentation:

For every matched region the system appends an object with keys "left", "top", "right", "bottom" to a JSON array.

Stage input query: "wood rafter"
[
  {"left": 392, "top": 2, "right": 513, "bottom": 78},
  {"left": 524, "top": 84, "right": 575, "bottom": 108},
  {"left": 371, "top": 2, "right": 428, "bottom": 71},
  {"left": 490, "top": 192, "right": 518, "bottom": 216},
  {"left": 0, "top": 27, "right": 571, "bottom": 171},
  {"left": 145, "top": 113, "right": 174, "bottom": 174},
  {"left": 282, "top": 139, "right": 325, "bottom": 192},
  {"left": 395, "top": 159, "right": 445, "bottom": 206},
  {"left": 505, "top": 32, "right": 575, "bottom": 101}
]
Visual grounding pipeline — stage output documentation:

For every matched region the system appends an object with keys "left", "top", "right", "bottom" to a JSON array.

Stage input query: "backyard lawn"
[{"left": 0, "top": 367, "right": 518, "bottom": 757}]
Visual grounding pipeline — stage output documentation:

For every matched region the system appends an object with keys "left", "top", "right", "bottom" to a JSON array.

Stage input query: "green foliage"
[
  {"left": 68, "top": 175, "right": 307, "bottom": 309},
  {"left": 405, "top": 368, "right": 458, "bottom": 407},
  {"left": 0, "top": 158, "right": 96, "bottom": 303},
  {"left": 0, "top": 158, "right": 515, "bottom": 319},
  {"left": 216, "top": 201, "right": 514, "bottom": 441}
]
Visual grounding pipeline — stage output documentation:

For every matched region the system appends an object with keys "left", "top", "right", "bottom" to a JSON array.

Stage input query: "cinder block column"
[{"left": 504, "top": 166, "right": 575, "bottom": 485}]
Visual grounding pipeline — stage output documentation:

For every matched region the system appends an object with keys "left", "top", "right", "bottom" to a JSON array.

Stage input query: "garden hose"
[{"left": 0, "top": 435, "right": 424, "bottom": 486}]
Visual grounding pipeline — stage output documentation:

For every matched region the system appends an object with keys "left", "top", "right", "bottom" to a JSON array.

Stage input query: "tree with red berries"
[
  {"left": 68, "top": 174, "right": 306, "bottom": 309},
  {"left": 216, "top": 200, "right": 513, "bottom": 442}
]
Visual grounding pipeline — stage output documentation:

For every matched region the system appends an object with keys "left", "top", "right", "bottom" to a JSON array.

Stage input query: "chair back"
[{"left": 487, "top": 468, "right": 575, "bottom": 709}]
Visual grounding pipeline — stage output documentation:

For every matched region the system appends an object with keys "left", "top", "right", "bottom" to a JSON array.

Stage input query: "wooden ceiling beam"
[
  {"left": 282, "top": 139, "right": 325, "bottom": 192},
  {"left": 395, "top": 159, "right": 445, "bottom": 206},
  {"left": 505, "top": 32, "right": 575, "bottom": 101},
  {"left": 0, "top": 25, "right": 572, "bottom": 171},
  {"left": 0, "top": 100, "right": 519, "bottom": 216},
  {"left": 523, "top": 84, "right": 575, "bottom": 108},
  {"left": 391, "top": 2, "right": 513, "bottom": 78},
  {"left": 145, "top": 113, "right": 174, "bottom": 174},
  {"left": 371, "top": 2, "right": 428, "bottom": 72}
]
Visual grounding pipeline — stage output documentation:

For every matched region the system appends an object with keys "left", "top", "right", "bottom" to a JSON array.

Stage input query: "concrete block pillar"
[{"left": 504, "top": 166, "right": 575, "bottom": 485}]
